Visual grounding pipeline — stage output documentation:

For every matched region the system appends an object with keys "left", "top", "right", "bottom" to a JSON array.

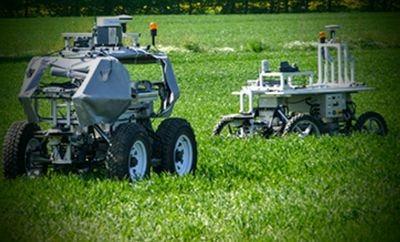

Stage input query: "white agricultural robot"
[
  {"left": 213, "top": 25, "right": 387, "bottom": 138},
  {"left": 3, "top": 16, "right": 197, "bottom": 180}
]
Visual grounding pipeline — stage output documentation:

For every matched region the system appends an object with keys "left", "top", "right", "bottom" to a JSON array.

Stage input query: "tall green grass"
[
  {"left": 0, "top": 13, "right": 400, "bottom": 241},
  {"left": 1, "top": 12, "right": 400, "bottom": 56}
]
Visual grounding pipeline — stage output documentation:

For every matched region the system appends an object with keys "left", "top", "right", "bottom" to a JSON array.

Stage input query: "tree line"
[{"left": 1, "top": 0, "right": 399, "bottom": 17}]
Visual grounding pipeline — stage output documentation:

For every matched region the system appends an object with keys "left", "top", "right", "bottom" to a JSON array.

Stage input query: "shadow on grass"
[{"left": 41, "top": 163, "right": 110, "bottom": 182}]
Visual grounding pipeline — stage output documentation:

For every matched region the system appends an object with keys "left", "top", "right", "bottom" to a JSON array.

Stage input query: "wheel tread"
[
  {"left": 283, "top": 113, "right": 323, "bottom": 136},
  {"left": 355, "top": 111, "right": 388, "bottom": 135},
  {"left": 212, "top": 116, "right": 235, "bottom": 136},
  {"left": 212, "top": 114, "right": 253, "bottom": 136},
  {"left": 154, "top": 118, "right": 197, "bottom": 174},
  {"left": 107, "top": 123, "right": 150, "bottom": 181},
  {"left": 3, "top": 121, "right": 39, "bottom": 178}
]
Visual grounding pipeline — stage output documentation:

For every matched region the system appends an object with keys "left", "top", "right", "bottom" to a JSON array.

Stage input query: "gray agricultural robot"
[
  {"left": 213, "top": 25, "right": 387, "bottom": 138},
  {"left": 3, "top": 16, "right": 197, "bottom": 181}
]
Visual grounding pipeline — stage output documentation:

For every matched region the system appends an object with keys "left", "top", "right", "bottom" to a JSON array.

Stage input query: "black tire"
[
  {"left": 212, "top": 114, "right": 253, "bottom": 137},
  {"left": 106, "top": 123, "right": 151, "bottom": 182},
  {"left": 355, "top": 111, "right": 388, "bottom": 135},
  {"left": 154, "top": 118, "right": 197, "bottom": 175},
  {"left": 283, "top": 113, "right": 323, "bottom": 137},
  {"left": 2, "top": 121, "right": 47, "bottom": 179}
]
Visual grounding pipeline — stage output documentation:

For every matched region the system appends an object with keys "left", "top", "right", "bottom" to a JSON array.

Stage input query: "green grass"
[{"left": 1, "top": 13, "right": 400, "bottom": 241}]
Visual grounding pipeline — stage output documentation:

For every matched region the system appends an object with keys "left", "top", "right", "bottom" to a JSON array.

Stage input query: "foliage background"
[
  {"left": 0, "top": 12, "right": 400, "bottom": 241},
  {"left": 1, "top": 0, "right": 400, "bottom": 17}
]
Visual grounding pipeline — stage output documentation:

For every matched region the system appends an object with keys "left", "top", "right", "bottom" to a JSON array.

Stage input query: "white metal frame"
[
  {"left": 317, "top": 43, "right": 355, "bottom": 86},
  {"left": 233, "top": 33, "right": 371, "bottom": 115},
  {"left": 258, "top": 71, "right": 314, "bottom": 91}
]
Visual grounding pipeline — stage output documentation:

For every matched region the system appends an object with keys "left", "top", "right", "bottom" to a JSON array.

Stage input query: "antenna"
[{"left": 325, "top": 25, "right": 340, "bottom": 43}]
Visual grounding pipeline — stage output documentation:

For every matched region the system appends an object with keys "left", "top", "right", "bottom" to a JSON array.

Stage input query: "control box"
[
  {"left": 321, "top": 93, "right": 347, "bottom": 118},
  {"left": 95, "top": 17, "right": 123, "bottom": 46}
]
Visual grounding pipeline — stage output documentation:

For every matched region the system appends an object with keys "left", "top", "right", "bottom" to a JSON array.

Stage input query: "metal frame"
[
  {"left": 16, "top": 16, "right": 181, "bottom": 166},
  {"left": 214, "top": 25, "right": 381, "bottom": 138}
]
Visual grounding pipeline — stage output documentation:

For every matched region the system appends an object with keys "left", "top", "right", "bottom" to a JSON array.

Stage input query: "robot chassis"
[
  {"left": 213, "top": 25, "right": 387, "bottom": 138},
  {"left": 3, "top": 16, "right": 197, "bottom": 181}
]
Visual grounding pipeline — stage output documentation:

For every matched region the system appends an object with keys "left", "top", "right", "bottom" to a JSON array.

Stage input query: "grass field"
[{"left": 1, "top": 12, "right": 400, "bottom": 241}]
